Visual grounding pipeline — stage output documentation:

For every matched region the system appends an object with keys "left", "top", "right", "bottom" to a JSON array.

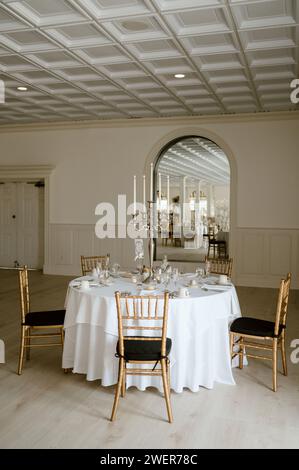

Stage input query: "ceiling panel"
[{"left": 0, "top": 0, "right": 298, "bottom": 124}]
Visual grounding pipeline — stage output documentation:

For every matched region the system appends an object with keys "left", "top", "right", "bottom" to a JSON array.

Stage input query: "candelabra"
[{"left": 133, "top": 200, "right": 169, "bottom": 283}]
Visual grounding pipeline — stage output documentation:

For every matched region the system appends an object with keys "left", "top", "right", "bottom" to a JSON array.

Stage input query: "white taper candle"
[
  {"left": 133, "top": 175, "right": 136, "bottom": 215},
  {"left": 150, "top": 163, "right": 153, "bottom": 201},
  {"left": 143, "top": 175, "right": 146, "bottom": 208},
  {"left": 159, "top": 172, "right": 161, "bottom": 204}
]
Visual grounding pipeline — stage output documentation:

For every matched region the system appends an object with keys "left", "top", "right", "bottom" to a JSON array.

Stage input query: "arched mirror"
[{"left": 154, "top": 135, "right": 230, "bottom": 263}]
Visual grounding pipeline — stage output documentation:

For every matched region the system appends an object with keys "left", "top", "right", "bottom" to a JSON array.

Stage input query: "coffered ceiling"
[
  {"left": 157, "top": 136, "right": 230, "bottom": 185},
  {"left": 0, "top": 0, "right": 298, "bottom": 124}
]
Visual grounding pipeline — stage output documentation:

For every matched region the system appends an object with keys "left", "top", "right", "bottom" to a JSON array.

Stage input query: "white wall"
[{"left": 0, "top": 112, "right": 298, "bottom": 287}]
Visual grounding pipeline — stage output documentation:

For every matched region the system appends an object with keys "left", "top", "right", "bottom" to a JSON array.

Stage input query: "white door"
[
  {"left": 0, "top": 182, "right": 44, "bottom": 269},
  {"left": 0, "top": 183, "right": 17, "bottom": 267}
]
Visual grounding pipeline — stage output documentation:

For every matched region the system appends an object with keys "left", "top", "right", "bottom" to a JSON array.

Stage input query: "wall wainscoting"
[
  {"left": 236, "top": 228, "right": 299, "bottom": 289},
  {"left": 44, "top": 224, "right": 299, "bottom": 289}
]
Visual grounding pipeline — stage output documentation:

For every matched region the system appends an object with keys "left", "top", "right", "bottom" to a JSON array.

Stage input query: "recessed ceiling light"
[
  {"left": 121, "top": 20, "right": 149, "bottom": 32},
  {"left": 174, "top": 74, "right": 185, "bottom": 79},
  {"left": 17, "top": 86, "right": 28, "bottom": 91}
]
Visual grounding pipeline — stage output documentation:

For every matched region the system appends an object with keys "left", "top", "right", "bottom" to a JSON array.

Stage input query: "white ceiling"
[
  {"left": 157, "top": 136, "right": 230, "bottom": 185},
  {"left": 0, "top": 0, "right": 298, "bottom": 124}
]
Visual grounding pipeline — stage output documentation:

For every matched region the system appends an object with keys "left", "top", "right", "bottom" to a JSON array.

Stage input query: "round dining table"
[{"left": 62, "top": 274, "right": 242, "bottom": 393}]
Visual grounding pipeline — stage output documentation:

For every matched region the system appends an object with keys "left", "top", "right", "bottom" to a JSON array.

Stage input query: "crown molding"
[{"left": 0, "top": 110, "right": 298, "bottom": 133}]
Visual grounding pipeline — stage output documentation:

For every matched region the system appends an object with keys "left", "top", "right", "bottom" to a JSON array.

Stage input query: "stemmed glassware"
[
  {"left": 196, "top": 267, "right": 204, "bottom": 282},
  {"left": 205, "top": 260, "right": 211, "bottom": 278},
  {"left": 160, "top": 272, "right": 169, "bottom": 290},
  {"left": 135, "top": 272, "right": 143, "bottom": 292},
  {"left": 98, "top": 269, "right": 105, "bottom": 285},
  {"left": 111, "top": 263, "right": 120, "bottom": 276},
  {"left": 172, "top": 267, "right": 179, "bottom": 291}
]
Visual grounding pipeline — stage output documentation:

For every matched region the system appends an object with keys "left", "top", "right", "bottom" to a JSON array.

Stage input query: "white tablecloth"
[{"left": 63, "top": 275, "right": 242, "bottom": 393}]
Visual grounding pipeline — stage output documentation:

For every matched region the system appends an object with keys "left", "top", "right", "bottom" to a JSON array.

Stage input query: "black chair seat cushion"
[
  {"left": 117, "top": 336, "right": 172, "bottom": 361},
  {"left": 231, "top": 316, "right": 283, "bottom": 338},
  {"left": 23, "top": 309, "right": 65, "bottom": 327}
]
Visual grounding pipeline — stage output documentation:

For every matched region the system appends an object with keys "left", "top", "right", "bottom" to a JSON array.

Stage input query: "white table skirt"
[{"left": 63, "top": 276, "right": 242, "bottom": 393}]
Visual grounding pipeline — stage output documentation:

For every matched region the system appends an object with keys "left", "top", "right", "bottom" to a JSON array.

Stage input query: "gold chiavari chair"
[
  {"left": 18, "top": 266, "right": 66, "bottom": 375},
  {"left": 205, "top": 256, "right": 233, "bottom": 278},
  {"left": 111, "top": 291, "right": 173, "bottom": 423},
  {"left": 230, "top": 273, "right": 291, "bottom": 391},
  {"left": 207, "top": 226, "right": 218, "bottom": 258},
  {"left": 80, "top": 254, "right": 110, "bottom": 276}
]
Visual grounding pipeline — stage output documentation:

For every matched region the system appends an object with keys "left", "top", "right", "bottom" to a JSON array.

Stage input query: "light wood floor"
[
  {"left": 156, "top": 239, "right": 208, "bottom": 262},
  {"left": 0, "top": 269, "right": 298, "bottom": 449}
]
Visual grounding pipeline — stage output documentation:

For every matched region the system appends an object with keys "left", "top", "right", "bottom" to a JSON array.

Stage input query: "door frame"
[{"left": 0, "top": 165, "right": 54, "bottom": 271}]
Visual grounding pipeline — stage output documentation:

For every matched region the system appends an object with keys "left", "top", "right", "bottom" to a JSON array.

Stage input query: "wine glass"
[
  {"left": 196, "top": 267, "right": 204, "bottom": 281},
  {"left": 104, "top": 256, "right": 110, "bottom": 271},
  {"left": 111, "top": 263, "right": 120, "bottom": 276},
  {"left": 98, "top": 270, "right": 105, "bottom": 285},
  {"left": 160, "top": 272, "right": 167, "bottom": 289},
  {"left": 172, "top": 267, "right": 179, "bottom": 290},
  {"left": 136, "top": 273, "right": 143, "bottom": 292},
  {"left": 205, "top": 261, "right": 211, "bottom": 278}
]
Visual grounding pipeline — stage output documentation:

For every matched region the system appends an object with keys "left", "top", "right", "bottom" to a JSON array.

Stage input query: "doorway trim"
[
  {"left": 0, "top": 165, "right": 54, "bottom": 271},
  {"left": 144, "top": 128, "right": 237, "bottom": 268}
]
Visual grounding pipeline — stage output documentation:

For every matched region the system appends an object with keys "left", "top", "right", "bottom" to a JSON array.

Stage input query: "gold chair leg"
[
  {"left": 110, "top": 358, "right": 124, "bottom": 422},
  {"left": 26, "top": 327, "right": 31, "bottom": 360},
  {"left": 161, "top": 359, "right": 173, "bottom": 423},
  {"left": 121, "top": 364, "right": 126, "bottom": 398},
  {"left": 18, "top": 326, "right": 26, "bottom": 375},
  {"left": 167, "top": 361, "right": 171, "bottom": 392},
  {"left": 230, "top": 332, "right": 234, "bottom": 359},
  {"left": 272, "top": 339, "right": 278, "bottom": 392},
  {"left": 239, "top": 336, "right": 244, "bottom": 369},
  {"left": 60, "top": 327, "right": 64, "bottom": 347},
  {"left": 281, "top": 331, "right": 288, "bottom": 376},
  {"left": 61, "top": 328, "right": 69, "bottom": 373}
]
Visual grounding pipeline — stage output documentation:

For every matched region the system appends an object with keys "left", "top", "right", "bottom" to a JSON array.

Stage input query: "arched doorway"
[{"left": 153, "top": 135, "right": 231, "bottom": 263}]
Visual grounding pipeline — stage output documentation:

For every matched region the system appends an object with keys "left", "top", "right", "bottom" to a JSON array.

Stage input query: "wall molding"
[
  {"left": 0, "top": 165, "right": 54, "bottom": 179},
  {"left": 236, "top": 227, "right": 299, "bottom": 289},
  {"left": 0, "top": 110, "right": 298, "bottom": 133}
]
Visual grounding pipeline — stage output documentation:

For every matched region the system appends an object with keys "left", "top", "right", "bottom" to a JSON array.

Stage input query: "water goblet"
[
  {"left": 172, "top": 267, "right": 179, "bottom": 290},
  {"left": 196, "top": 267, "right": 204, "bottom": 281},
  {"left": 98, "top": 270, "right": 105, "bottom": 285},
  {"left": 205, "top": 261, "right": 211, "bottom": 278},
  {"left": 136, "top": 273, "right": 143, "bottom": 292},
  {"left": 111, "top": 263, "right": 120, "bottom": 276}
]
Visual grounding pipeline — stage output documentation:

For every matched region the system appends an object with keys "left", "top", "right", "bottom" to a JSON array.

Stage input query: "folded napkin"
[
  {"left": 202, "top": 283, "right": 232, "bottom": 291},
  {"left": 139, "top": 289, "right": 159, "bottom": 295}
]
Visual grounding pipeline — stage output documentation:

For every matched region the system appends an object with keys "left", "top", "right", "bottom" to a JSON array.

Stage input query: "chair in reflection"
[
  {"left": 17, "top": 266, "right": 65, "bottom": 375},
  {"left": 207, "top": 226, "right": 218, "bottom": 258},
  {"left": 207, "top": 226, "right": 227, "bottom": 259},
  {"left": 80, "top": 254, "right": 110, "bottom": 276},
  {"left": 205, "top": 256, "right": 233, "bottom": 278},
  {"left": 110, "top": 291, "right": 173, "bottom": 423},
  {"left": 230, "top": 273, "right": 291, "bottom": 391}
]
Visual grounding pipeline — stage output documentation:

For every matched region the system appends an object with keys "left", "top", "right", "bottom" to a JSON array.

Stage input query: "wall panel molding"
[{"left": 236, "top": 228, "right": 299, "bottom": 289}]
